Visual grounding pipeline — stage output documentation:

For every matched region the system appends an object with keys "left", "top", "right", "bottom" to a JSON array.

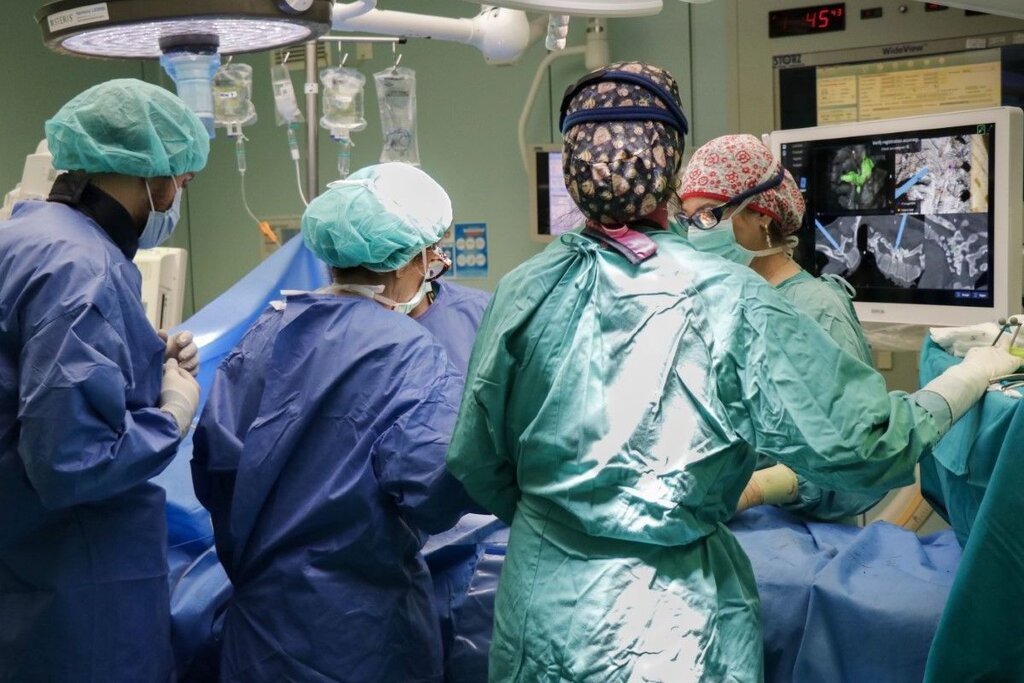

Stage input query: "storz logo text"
[{"left": 773, "top": 54, "right": 803, "bottom": 68}]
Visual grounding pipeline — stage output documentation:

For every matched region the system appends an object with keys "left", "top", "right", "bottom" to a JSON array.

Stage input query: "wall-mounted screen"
[{"left": 769, "top": 107, "right": 1022, "bottom": 326}]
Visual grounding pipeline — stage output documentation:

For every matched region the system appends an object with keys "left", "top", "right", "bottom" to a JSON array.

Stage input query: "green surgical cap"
[
  {"left": 45, "top": 78, "right": 210, "bottom": 178},
  {"left": 302, "top": 163, "right": 453, "bottom": 272}
]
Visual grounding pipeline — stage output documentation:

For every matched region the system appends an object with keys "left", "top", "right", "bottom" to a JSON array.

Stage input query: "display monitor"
[
  {"left": 768, "top": 106, "right": 1022, "bottom": 326},
  {"left": 531, "top": 145, "right": 586, "bottom": 241}
]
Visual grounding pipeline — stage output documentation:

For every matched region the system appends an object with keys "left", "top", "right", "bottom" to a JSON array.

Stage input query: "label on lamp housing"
[{"left": 47, "top": 3, "right": 109, "bottom": 32}]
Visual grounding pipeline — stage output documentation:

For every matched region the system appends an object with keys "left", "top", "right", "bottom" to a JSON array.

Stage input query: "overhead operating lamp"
[
  {"left": 36, "top": 0, "right": 334, "bottom": 136},
  {"left": 36, "top": 0, "right": 333, "bottom": 58}
]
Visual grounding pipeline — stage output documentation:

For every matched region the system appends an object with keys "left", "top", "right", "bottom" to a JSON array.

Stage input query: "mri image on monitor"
[{"left": 770, "top": 107, "right": 1022, "bottom": 326}]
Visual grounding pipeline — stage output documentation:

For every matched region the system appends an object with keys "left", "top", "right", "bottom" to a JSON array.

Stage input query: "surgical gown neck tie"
[{"left": 48, "top": 172, "right": 140, "bottom": 259}]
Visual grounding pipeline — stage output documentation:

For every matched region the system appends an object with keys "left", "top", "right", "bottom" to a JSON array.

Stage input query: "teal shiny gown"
[
  {"left": 770, "top": 270, "right": 883, "bottom": 520},
  {"left": 446, "top": 227, "right": 942, "bottom": 682}
]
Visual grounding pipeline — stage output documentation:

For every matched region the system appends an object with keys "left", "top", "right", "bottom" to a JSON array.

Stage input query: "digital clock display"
[{"left": 769, "top": 3, "right": 846, "bottom": 38}]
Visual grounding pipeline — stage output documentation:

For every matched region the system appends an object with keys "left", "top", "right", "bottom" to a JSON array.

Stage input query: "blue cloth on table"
[{"left": 918, "top": 338, "right": 1024, "bottom": 682}]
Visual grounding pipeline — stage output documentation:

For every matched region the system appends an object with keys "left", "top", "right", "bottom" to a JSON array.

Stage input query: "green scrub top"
[{"left": 446, "top": 228, "right": 941, "bottom": 682}]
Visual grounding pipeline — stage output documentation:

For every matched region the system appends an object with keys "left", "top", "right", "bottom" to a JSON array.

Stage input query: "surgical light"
[{"left": 36, "top": 0, "right": 333, "bottom": 59}]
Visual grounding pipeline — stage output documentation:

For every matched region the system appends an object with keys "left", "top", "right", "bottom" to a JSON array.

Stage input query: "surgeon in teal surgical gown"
[
  {"left": 679, "top": 133, "right": 880, "bottom": 521},
  {"left": 445, "top": 62, "right": 1021, "bottom": 682}
]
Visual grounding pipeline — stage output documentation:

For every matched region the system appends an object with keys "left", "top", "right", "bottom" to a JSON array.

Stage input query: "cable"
[
  {"left": 239, "top": 171, "right": 261, "bottom": 225},
  {"left": 287, "top": 126, "right": 308, "bottom": 206},
  {"left": 294, "top": 158, "right": 309, "bottom": 207}
]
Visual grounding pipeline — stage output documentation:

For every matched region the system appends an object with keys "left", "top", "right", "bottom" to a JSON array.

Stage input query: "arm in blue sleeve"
[
  {"left": 192, "top": 342, "right": 270, "bottom": 568},
  {"left": 18, "top": 306, "right": 181, "bottom": 510},
  {"left": 374, "top": 369, "right": 478, "bottom": 535}
]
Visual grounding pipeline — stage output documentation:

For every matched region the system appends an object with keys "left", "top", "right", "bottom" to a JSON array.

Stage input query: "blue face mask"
[{"left": 139, "top": 179, "right": 182, "bottom": 249}]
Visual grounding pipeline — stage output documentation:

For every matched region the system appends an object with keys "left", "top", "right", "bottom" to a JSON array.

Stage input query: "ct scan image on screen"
[{"left": 782, "top": 123, "right": 994, "bottom": 307}]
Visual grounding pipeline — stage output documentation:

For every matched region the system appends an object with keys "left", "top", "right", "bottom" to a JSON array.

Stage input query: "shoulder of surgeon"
[
  {"left": 437, "top": 279, "right": 491, "bottom": 309},
  {"left": 244, "top": 292, "right": 456, "bottom": 376},
  {"left": 0, "top": 201, "right": 140, "bottom": 331}
]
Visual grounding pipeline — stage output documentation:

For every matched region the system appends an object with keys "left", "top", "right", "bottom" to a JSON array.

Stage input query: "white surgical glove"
[
  {"left": 160, "top": 358, "right": 200, "bottom": 436},
  {"left": 920, "top": 346, "right": 1021, "bottom": 424},
  {"left": 736, "top": 464, "right": 799, "bottom": 513},
  {"left": 159, "top": 329, "right": 200, "bottom": 376}
]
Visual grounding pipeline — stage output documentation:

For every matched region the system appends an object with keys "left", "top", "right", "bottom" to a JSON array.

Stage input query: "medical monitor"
[
  {"left": 134, "top": 247, "right": 188, "bottom": 330},
  {"left": 768, "top": 106, "right": 1023, "bottom": 326},
  {"left": 531, "top": 145, "right": 586, "bottom": 242}
]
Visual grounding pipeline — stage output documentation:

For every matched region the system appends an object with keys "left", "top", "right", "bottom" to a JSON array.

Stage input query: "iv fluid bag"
[
  {"left": 213, "top": 63, "right": 257, "bottom": 129},
  {"left": 374, "top": 67, "right": 419, "bottom": 166},
  {"left": 320, "top": 67, "right": 367, "bottom": 139},
  {"left": 271, "top": 63, "right": 304, "bottom": 126}
]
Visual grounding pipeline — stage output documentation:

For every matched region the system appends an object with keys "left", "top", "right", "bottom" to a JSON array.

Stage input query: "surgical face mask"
[
  {"left": 687, "top": 219, "right": 796, "bottom": 267},
  {"left": 140, "top": 178, "right": 182, "bottom": 249}
]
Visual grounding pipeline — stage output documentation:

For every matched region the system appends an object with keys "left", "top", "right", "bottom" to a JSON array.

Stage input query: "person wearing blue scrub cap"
[
  {"left": 192, "top": 162, "right": 477, "bottom": 682},
  {"left": 0, "top": 78, "right": 208, "bottom": 681}
]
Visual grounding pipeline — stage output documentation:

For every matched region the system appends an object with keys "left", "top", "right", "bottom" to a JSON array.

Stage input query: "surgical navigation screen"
[{"left": 781, "top": 124, "right": 995, "bottom": 307}]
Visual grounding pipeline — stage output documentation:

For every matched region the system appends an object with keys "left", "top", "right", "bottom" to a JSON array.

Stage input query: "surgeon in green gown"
[
  {"left": 445, "top": 62, "right": 1020, "bottom": 682},
  {"left": 678, "top": 133, "right": 879, "bottom": 521}
]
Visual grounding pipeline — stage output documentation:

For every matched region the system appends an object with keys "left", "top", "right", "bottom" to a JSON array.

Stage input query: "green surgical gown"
[
  {"left": 446, "top": 229, "right": 942, "bottom": 682},
  {"left": 767, "top": 270, "right": 883, "bottom": 520}
]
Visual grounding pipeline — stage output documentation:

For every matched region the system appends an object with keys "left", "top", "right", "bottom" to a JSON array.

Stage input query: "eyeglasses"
[
  {"left": 425, "top": 246, "right": 451, "bottom": 282},
  {"left": 684, "top": 165, "right": 786, "bottom": 231}
]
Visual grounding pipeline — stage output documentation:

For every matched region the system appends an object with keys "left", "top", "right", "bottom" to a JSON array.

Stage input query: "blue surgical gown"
[
  {"left": 767, "top": 270, "right": 883, "bottom": 520},
  {"left": 0, "top": 200, "right": 180, "bottom": 682},
  {"left": 416, "top": 279, "right": 491, "bottom": 375},
  {"left": 191, "top": 292, "right": 475, "bottom": 682},
  {"left": 446, "top": 229, "right": 943, "bottom": 682}
]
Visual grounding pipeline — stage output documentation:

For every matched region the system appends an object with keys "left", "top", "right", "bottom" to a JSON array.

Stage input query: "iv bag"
[
  {"left": 320, "top": 67, "right": 367, "bottom": 140},
  {"left": 213, "top": 63, "right": 257, "bottom": 131},
  {"left": 374, "top": 67, "right": 419, "bottom": 166},
  {"left": 271, "top": 63, "right": 304, "bottom": 126}
]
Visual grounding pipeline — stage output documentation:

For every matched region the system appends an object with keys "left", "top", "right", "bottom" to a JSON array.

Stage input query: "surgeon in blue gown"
[
  {"left": 415, "top": 275, "right": 491, "bottom": 375},
  {"left": 191, "top": 163, "right": 476, "bottom": 682},
  {"left": 0, "top": 79, "right": 208, "bottom": 682}
]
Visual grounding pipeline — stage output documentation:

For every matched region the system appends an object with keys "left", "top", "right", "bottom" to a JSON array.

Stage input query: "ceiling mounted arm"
[{"left": 331, "top": 4, "right": 531, "bottom": 65}]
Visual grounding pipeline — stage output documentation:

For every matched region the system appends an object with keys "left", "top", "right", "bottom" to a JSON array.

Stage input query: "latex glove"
[
  {"left": 920, "top": 346, "right": 1021, "bottom": 424},
  {"left": 736, "top": 464, "right": 799, "bottom": 513},
  {"left": 159, "top": 329, "right": 199, "bottom": 376},
  {"left": 160, "top": 359, "right": 200, "bottom": 436}
]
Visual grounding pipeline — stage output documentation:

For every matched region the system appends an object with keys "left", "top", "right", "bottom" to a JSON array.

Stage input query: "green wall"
[
  {"left": 3, "top": 0, "right": 1019, "bottom": 322},
  {"left": 0, "top": 1, "right": 594, "bottom": 315},
  {"left": 0, "top": 6, "right": 143, "bottom": 191}
]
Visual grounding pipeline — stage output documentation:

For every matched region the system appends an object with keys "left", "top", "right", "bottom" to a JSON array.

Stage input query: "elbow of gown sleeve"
[
  {"left": 782, "top": 475, "right": 883, "bottom": 521},
  {"left": 20, "top": 403, "right": 180, "bottom": 510}
]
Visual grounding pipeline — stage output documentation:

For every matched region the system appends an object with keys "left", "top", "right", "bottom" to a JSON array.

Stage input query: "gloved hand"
[
  {"left": 160, "top": 358, "right": 200, "bottom": 436},
  {"left": 736, "top": 464, "right": 800, "bottom": 513},
  {"left": 159, "top": 329, "right": 199, "bottom": 376},
  {"left": 920, "top": 346, "right": 1021, "bottom": 424}
]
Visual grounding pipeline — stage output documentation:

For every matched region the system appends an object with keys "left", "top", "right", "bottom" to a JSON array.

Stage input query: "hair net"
[
  {"left": 562, "top": 62, "right": 686, "bottom": 226},
  {"left": 45, "top": 78, "right": 210, "bottom": 178},
  {"left": 302, "top": 162, "right": 453, "bottom": 272},
  {"left": 680, "top": 134, "right": 805, "bottom": 235}
]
